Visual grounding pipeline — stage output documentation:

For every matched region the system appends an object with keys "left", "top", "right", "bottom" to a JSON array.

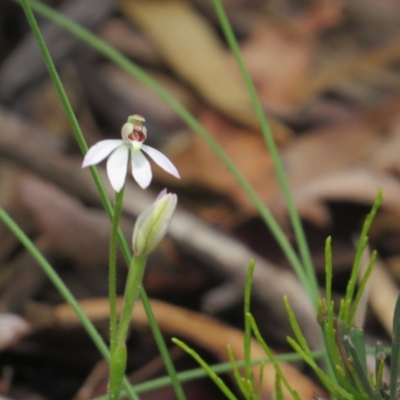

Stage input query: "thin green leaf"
[
  {"left": 343, "top": 190, "right": 382, "bottom": 324},
  {"left": 248, "top": 314, "right": 301, "bottom": 400},
  {"left": 211, "top": 0, "right": 318, "bottom": 308},
  {"left": 287, "top": 337, "right": 353, "bottom": 400},
  {"left": 244, "top": 259, "right": 256, "bottom": 384},
  {"left": 318, "top": 311, "right": 341, "bottom": 384},
  {"left": 283, "top": 296, "right": 311, "bottom": 354},
  {"left": 274, "top": 374, "right": 284, "bottom": 400},
  {"left": 344, "top": 334, "right": 378, "bottom": 399},
  {"left": 173, "top": 339, "right": 238, "bottom": 400},
  {"left": 349, "top": 328, "right": 367, "bottom": 374},
  {"left": 227, "top": 346, "right": 250, "bottom": 399},
  {"left": 334, "top": 322, "right": 372, "bottom": 398},
  {"left": 348, "top": 250, "right": 377, "bottom": 328},
  {"left": 257, "top": 362, "right": 265, "bottom": 400},
  {"left": 325, "top": 237, "right": 333, "bottom": 308}
]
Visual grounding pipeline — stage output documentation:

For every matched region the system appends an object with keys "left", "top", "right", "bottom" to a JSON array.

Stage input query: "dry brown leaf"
[
  {"left": 171, "top": 111, "right": 279, "bottom": 216},
  {"left": 97, "top": 64, "right": 200, "bottom": 130},
  {"left": 171, "top": 110, "right": 384, "bottom": 225},
  {"left": 72, "top": 361, "right": 109, "bottom": 400},
  {"left": 30, "top": 298, "right": 324, "bottom": 399},
  {"left": 345, "top": 0, "right": 400, "bottom": 30},
  {"left": 19, "top": 64, "right": 98, "bottom": 141},
  {"left": 369, "top": 114, "right": 400, "bottom": 174},
  {"left": 283, "top": 118, "right": 382, "bottom": 187},
  {"left": 272, "top": 168, "right": 400, "bottom": 226},
  {"left": 267, "top": 99, "right": 400, "bottom": 225},
  {"left": 238, "top": 22, "right": 314, "bottom": 112},
  {"left": 303, "top": 34, "right": 400, "bottom": 100},
  {"left": 0, "top": 162, "right": 35, "bottom": 264},
  {"left": 296, "top": 0, "right": 344, "bottom": 34},
  {"left": 119, "top": 0, "right": 257, "bottom": 127},
  {"left": 366, "top": 259, "right": 399, "bottom": 335},
  {"left": 0, "top": 235, "right": 49, "bottom": 314},
  {"left": 99, "top": 18, "right": 161, "bottom": 65},
  {"left": 18, "top": 175, "right": 129, "bottom": 272}
]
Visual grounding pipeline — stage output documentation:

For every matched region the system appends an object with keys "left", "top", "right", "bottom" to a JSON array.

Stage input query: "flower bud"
[{"left": 132, "top": 189, "right": 177, "bottom": 256}]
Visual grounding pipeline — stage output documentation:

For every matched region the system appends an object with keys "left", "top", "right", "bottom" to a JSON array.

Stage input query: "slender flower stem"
[
  {"left": 118, "top": 255, "right": 147, "bottom": 344},
  {"left": 109, "top": 187, "right": 125, "bottom": 356},
  {"left": 109, "top": 342, "right": 128, "bottom": 400},
  {"left": 108, "top": 255, "right": 147, "bottom": 400}
]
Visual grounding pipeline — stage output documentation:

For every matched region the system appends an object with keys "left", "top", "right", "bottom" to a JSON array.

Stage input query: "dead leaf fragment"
[
  {"left": 239, "top": 23, "right": 314, "bottom": 111},
  {"left": 0, "top": 314, "right": 30, "bottom": 350},
  {"left": 171, "top": 111, "right": 278, "bottom": 217},
  {"left": 18, "top": 174, "right": 128, "bottom": 272},
  {"left": 276, "top": 168, "right": 400, "bottom": 226},
  {"left": 120, "top": 0, "right": 256, "bottom": 127},
  {"left": 303, "top": 34, "right": 400, "bottom": 100},
  {"left": 366, "top": 259, "right": 399, "bottom": 336}
]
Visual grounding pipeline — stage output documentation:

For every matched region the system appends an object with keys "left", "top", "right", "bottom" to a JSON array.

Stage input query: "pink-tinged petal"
[
  {"left": 82, "top": 140, "right": 124, "bottom": 168},
  {"left": 106, "top": 145, "right": 129, "bottom": 192},
  {"left": 156, "top": 188, "right": 168, "bottom": 201},
  {"left": 141, "top": 144, "right": 180, "bottom": 179},
  {"left": 131, "top": 150, "right": 152, "bottom": 189}
]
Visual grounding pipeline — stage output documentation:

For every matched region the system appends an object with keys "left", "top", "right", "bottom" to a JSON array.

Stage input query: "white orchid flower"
[{"left": 82, "top": 115, "right": 180, "bottom": 192}]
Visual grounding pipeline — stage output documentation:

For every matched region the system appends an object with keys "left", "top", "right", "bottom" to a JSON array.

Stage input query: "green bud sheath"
[
  {"left": 108, "top": 342, "right": 127, "bottom": 400},
  {"left": 132, "top": 190, "right": 177, "bottom": 256}
]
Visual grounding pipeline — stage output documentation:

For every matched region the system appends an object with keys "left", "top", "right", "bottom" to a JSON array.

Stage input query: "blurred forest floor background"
[{"left": 1, "top": 0, "right": 400, "bottom": 399}]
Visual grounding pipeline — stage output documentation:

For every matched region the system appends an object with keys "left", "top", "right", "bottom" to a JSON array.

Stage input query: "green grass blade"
[
  {"left": 244, "top": 259, "right": 256, "bottom": 383},
  {"left": 274, "top": 374, "right": 284, "bottom": 400},
  {"left": 173, "top": 338, "right": 238, "bottom": 400},
  {"left": 348, "top": 250, "right": 377, "bottom": 328},
  {"left": 343, "top": 190, "right": 382, "bottom": 324},
  {"left": 287, "top": 337, "right": 354, "bottom": 400},
  {"left": 248, "top": 313, "right": 301, "bottom": 400},
  {"left": 346, "top": 330, "right": 378, "bottom": 399},
  {"left": 227, "top": 345, "right": 253, "bottom": 399},
  {"left": 318, "top": 311, "right": 341, "bottom": 384},
  {"left": 350, "top": 329, "right": 367, "bottom": 374},
  {"left": 283, "top": 296, "right": 311, "bottom": 354},
  {"left": 211, "top": 0, "right": 318, "bottom": 307},
  {"left": 325, "top": 237, "right": 333, "bottom": 308},
  {"left": 257, "top": 362, "right": 265, "bottom": 400}
]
